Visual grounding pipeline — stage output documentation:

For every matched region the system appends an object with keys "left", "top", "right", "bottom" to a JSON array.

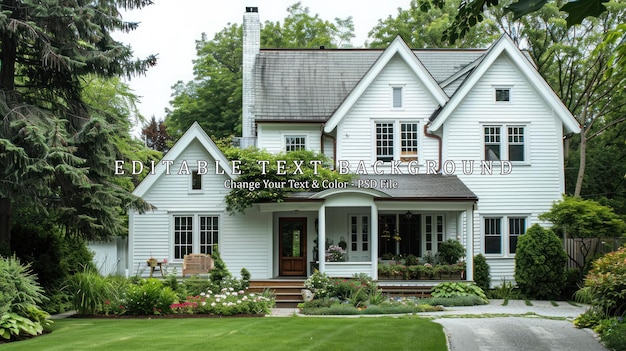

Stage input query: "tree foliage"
[
  {"left": 0, "top": 1, "right": 157, "bottom": 245},
  {"left": 539, "top": 195, "right": 626, "bottom": 239},
  {"left": 584, "top": 246, "right": 626, "bottom": 317},
  {"left": 165, "top": 2, "right": 355, "bottom": 138},
  {"left": 514, "top": 224, "right": 568, "bottom": 299},
  {"left": 142, "top": 116, "right": 172, "bottom": 153},
  {"left": 222, "top": 148, "right": 353, "bottom": 214},
  {"left": 368, "top": 0, "right": 500, "bottom": 48}
]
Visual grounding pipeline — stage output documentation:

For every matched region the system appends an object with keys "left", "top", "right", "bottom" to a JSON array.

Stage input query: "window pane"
[
  {"left": 199, "top": 216, "right": 219, "bottom": 256},
  {"left": 191, "top": 171, "right": 202, "bottom": 190},
  {"left": 400, "top": 123, "right": 418, "bottom": 161},
  {"left": 484, "top": 127, "right": 501, "bottom": 161},
  {"left": 484, "top": 218, "right": 502, "bottom": 254},
  {"left": 509, "top": 218, "right": 526, "bottom": 254},
  {"left": 285, "top": 136, "right": 306, "bottom": 152},
  {"left": 393, "top": 87, "right": 402, "bottom": 108},
  {"left": 376, "top": 123, "right": 394, "bottom": 161},
  {"left": 174, "top": 216, "right": 193, "bottom": 259},
  {"left": 496, "top": 89, "right": 510, "bottom": 102},
  {"left": 508, "top": 127, "right": 525, "bottom": 161}
]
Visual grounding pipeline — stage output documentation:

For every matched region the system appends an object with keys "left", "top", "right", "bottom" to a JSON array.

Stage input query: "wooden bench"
[{"left": 182, "top": 254, "right": 214, "bottom": 277}]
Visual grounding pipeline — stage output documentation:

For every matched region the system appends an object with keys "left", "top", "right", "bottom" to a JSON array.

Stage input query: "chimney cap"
[{"left": 246, "top": 7, "right": 258, "bottom": 13}]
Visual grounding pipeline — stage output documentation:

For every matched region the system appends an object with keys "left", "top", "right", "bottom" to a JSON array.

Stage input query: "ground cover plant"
[
  {"left": 1, "top": 317, "right": 447, "bottom": 351},
  {"left": 300, "top": 271, "right": 487, "bottom": 315}
]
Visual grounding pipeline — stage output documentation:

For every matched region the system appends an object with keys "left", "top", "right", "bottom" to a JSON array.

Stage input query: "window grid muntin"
[
  {"left": 376, "top": 123, "right": 394, "bottom": 161},
  {"left": 200, "top": 216, "right": 219, "bottom": 255},
  {"left": 507, "top": 126, "right": 525, "bottom": 161},
  {"left": 484, "top": 126, "right": 501, "bottom": 161},
  {"left": 285, "top": 136, "right": 306, "bottom": 152},
  {"left": 508, "top": 217, "right": 525, "bottom": 254},
  {"left": 400, "top": 122, "right": 419, "bottom": 161},
  {"left": 174, "top": 216, "right": 194, "bottom": 259},
  {"left": 484, "top": 217, "right": 502, "bottom": 254}
]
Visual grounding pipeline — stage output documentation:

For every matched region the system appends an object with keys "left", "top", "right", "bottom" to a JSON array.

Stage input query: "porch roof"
[{"left": 284, "top": 174, "right": 478, "bottom": 201}]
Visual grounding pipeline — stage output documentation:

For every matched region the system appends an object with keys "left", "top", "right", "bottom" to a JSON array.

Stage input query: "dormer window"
[{"left": 495, "top": 87, "right": 511, "bottom": 102}]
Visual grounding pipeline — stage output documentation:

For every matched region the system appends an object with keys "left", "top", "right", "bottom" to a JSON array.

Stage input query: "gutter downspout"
[
  {"left": 424, "top": 124, "right": 442, "bottom": 173},
  {"left": 321, "top": 124, "right": 337, "bottom": 170}
]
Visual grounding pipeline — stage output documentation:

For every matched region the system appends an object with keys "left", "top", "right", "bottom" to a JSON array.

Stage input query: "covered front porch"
[{"left": 259, "top": 175, "right": 478, "bottom": 282}]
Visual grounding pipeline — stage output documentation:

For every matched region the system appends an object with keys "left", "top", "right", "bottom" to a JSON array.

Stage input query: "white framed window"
[
  {"left": 349, "top": 215, "right": 369, "bottom": 261},
  {"left": 483, "top": 215, "right": 527, "bottom": 256},
  {"left": 494, "top": 87, "right": 512, "bottom": 102},
  {"left": 285, "top": 135, "right": 306, "bottom": 152},
  {"left": 191, "top": 171, "right": 202, "bottom": 190},
  {"left": 424, "top": 214, "right": 444, "bottom": 252},
  {"left": 375, "top": 121, "right": 420, "bottom": 162},
  {"left": 483, "top": 125, "right": 526, "bottom": 162},
  {"left": 173, "top": 214, "right": 220, "bottom": 260},
  {"left": 375, "top": 122, "right": 395, "bottom": 162},
  {"left": 391, "top": 86, "right": 404, "bottom": 108}
]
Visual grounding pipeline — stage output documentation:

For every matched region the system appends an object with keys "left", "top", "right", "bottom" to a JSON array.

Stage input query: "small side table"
[{"left": 148, "top": 262, "right": 164, "bottom": 278}]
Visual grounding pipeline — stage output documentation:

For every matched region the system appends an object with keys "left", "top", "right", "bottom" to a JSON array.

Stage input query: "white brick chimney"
[{"left": 241, "top": 6, "right": 259, "bottom": 146}]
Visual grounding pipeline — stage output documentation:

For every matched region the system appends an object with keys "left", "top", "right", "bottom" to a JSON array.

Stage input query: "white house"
[{"left": 123, "top": 7, "right": 580, "bottom": 284}]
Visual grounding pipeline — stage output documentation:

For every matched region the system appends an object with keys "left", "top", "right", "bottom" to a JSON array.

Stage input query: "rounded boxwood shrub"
[
  {"left": 124, "top": 278, "right": 177, "bottom": 315},
  {"left": 514, "top": 224, "right": 567, "bottom": 299}
]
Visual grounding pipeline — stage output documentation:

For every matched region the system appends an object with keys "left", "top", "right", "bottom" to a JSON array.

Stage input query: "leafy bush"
[
  {"left": 584, "top": 246, "right": 626, "bottom": 317},
  {"left": 473, "top": 254, "right": 490, "bottom": 291},
  {"left": 514, "top": 224, "right": 567, "bottom": 299},
  {"left": 209, "top": 248, "right": 231, "bottom": 286},
  {"left": 487, "top": 280, "right": 520, "bottom": 300},
  {"left": 596, "top": 317, "right": 626, "bottom": 351},
  {"left": 123, "top": 278, "right": 177, "bottom": 315},
  {"left": 0, "top": 255, "right": 50, "bottom": 340},
  {"left": 304, "top": 270, "right": 333, "bottom": 298},
  {"left": 574, "top": 307, "right": 606, "bottom": 329},
  {"left": 421, "top": 295, "right": 487, "bottom": 306},
  {"left": 438, "top": 239, "right": 465, "bottom": 265},
  {"left": 431, "top": 282, "right": 488, "bottom": 303},
  {"left": 66, "top": 269, "right": 113, "bottom": 316}
]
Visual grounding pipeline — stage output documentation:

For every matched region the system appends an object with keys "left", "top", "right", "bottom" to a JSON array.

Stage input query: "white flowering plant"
[
  {"left": 304, "top": 270, "right": 332, "bottom": 298},
  {"left": 170, "top": 287, "right": 275, "bottom": 316}
]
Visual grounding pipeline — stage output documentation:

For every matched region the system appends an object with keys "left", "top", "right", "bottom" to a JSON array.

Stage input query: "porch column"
[
  {"left": 370, "top": 202, "right": 378, "bottom": 280},
  {"left": 318, "top": 204, "right": 326, "bottom": 274},
  {"left": 465, "top": 204, "right": 474, "bottom": 281}
]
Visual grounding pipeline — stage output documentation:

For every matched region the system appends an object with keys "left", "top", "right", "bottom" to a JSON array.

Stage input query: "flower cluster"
[
  {"left": 170, "top": 287, "right": 275, "bottom": 316},
  {"left": 325, "top": 245, "right": 347, "bottom": 262},
  {"left": 304, "top": 270, "right": 332, "bottom": 298}
]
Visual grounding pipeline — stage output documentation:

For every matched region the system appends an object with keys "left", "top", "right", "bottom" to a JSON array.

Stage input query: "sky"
[{"left": 117, "top": 0, "right": 411, "bottom": 129}]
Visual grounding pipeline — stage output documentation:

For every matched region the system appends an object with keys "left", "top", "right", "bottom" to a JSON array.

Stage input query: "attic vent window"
[
  {"left": 495, "top": 88, "right": 511, "bottom": 102},
  {"left": 391, "top": 86, "right": 404, "bottom": 108},
  {"left": 191, "top": 171, "right": 202, "bottom": 190}
]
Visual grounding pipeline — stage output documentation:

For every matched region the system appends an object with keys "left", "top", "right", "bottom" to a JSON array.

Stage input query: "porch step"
[
  {"left": 249, "top": 279, "right": 306, "bottom": 308},
  {"left": 378, "top": 284, "right": 434, "bottom": 298}
]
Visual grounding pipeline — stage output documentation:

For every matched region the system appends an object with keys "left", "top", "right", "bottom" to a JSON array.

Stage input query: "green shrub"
[
  {"left": 124, "top": 278, "right": 176, "bottom": 315},
  {"left": 209, "top": 248, "right": 231, "bottom": 285},
  {"left": 0, "top": 255, "right": 50, "bottom": 340},
  {"left": 514, "top": 224, "right": 567, "bottom": 299},
  {"left": 473, "top": 254, "right": 491, "bottom": 291},
  {"left": 304, "top": 270, "right": 332, "bottom": 298},
  {"left": 574, "top": 307, "right": 606, "bottom": 329},
  {"left": 596, "top": 317, "right": 626, "bottom": 351},
  {"left": 421, "top": 295, "right": 487, "bottom": 306},
  {"left": 66, "top": 269, "right": 112, "bottom": 316},
  {"left": 438, "top": 239, "right": 465, "bottom": 265},
  {"left": 584, "top": 246, "right": 626, "bottom": 317},
  {"left": 431, "top": 282, "right": 488, "bottom": 303}
]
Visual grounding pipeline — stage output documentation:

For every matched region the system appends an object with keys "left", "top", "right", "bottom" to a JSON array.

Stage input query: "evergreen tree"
[{"left": 0, "top": 0, "right": 157, "bottom": 245}]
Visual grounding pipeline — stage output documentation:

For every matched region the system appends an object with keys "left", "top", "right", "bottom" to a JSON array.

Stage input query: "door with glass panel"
[{"left": 279, "top": 217, "right": 307, "bottom": 276}]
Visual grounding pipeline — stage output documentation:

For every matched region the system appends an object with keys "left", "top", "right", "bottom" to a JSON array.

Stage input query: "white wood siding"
[
  {"left": 221, "top": 208, "right": 271, "bottom": 279},
  {"left": 335, "top": 55, "right": 441, "bottom": 170},
  {"left": 141, "top": 139, "right": 231, "bottom": 211},
  {"left": 257, "top": 123, "right": 322, "bottom": 153},
  {"left": 442, "top": 55, "right": 566, "bottom": 283}
]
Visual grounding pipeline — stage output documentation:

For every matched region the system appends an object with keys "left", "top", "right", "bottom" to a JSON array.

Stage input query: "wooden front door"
[{"left": 279, "top": 217, "right": 307, "bottom": 276}]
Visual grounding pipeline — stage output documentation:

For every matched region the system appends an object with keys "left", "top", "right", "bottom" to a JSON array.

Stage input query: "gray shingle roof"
[
  {"left": 253, "top": 48, "right": 486, "bottom": 122},
  {"left": 284, "top": 174, "right": 477, "bottom": 201},
  {"left": 357, "top": 174, "right": 477, "bottom": 200}
]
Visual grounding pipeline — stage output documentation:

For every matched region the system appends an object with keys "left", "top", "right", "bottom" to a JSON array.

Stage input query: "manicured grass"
[{"left": 3, "top": 316, "right": 446, "bottom": 351}]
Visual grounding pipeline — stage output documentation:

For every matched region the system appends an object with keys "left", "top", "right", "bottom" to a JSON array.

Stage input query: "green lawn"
[{"left": 3, "top": 316, "right": 446, "bottom": 351}]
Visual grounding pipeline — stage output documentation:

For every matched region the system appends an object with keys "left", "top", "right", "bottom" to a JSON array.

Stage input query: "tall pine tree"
[{"left": 0, "top": 0, "right": 156, "bottom": 245}]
